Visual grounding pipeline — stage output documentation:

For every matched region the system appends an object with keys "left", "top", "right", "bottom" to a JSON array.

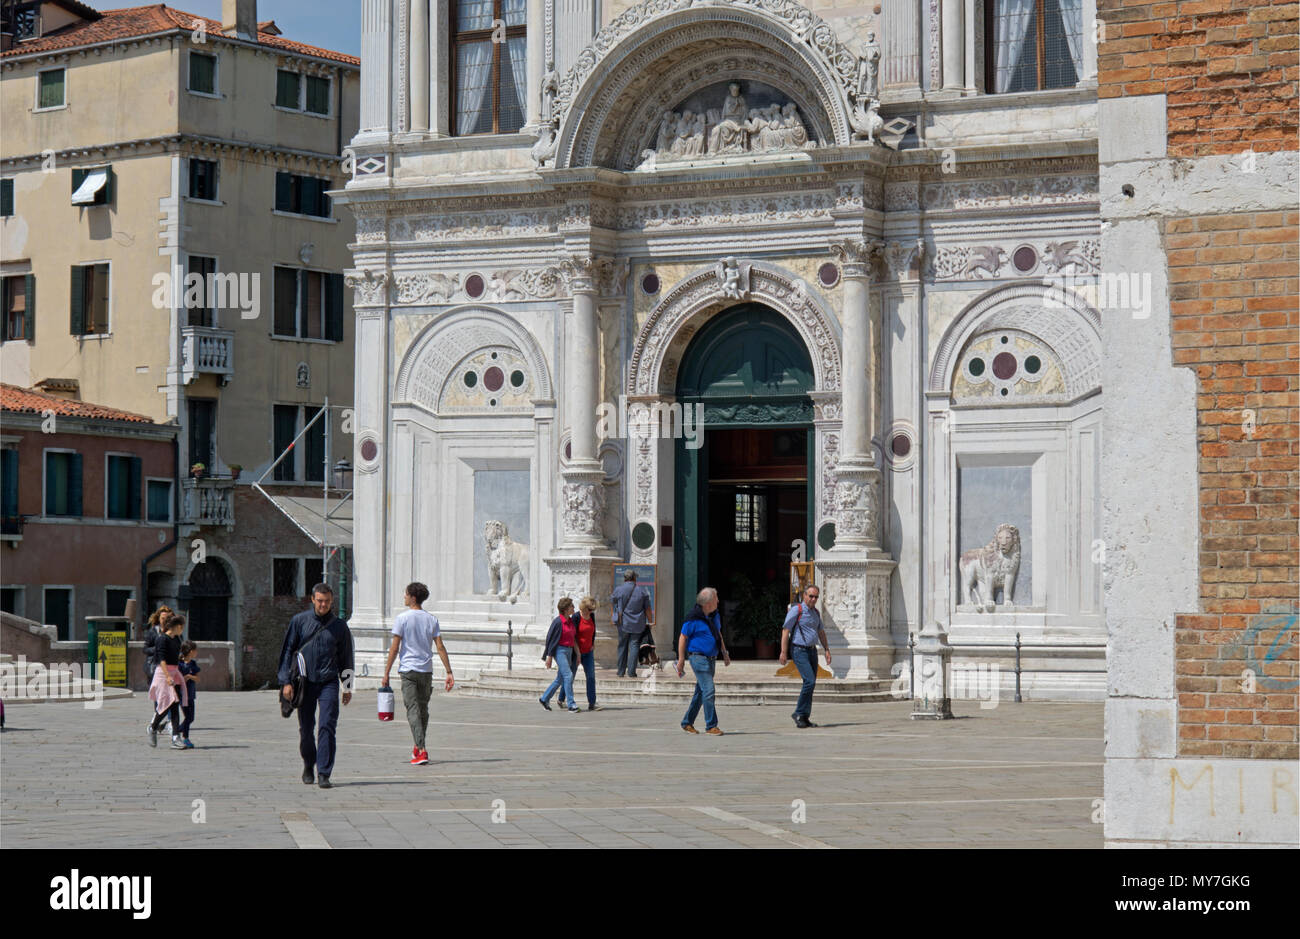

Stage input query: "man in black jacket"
[{"left": 278, "top": 584, "right": 354, "bottom": 788}]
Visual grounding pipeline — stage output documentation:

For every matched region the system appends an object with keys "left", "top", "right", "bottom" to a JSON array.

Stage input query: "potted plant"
[
  {"left": 190, "top": 462, "right": 206, "bottom": 479},
  {"left": 228, "top": 463, "right": 242, "bottom": 480},
  {"left": 753, "top": 580, "right": 789, "bottom": 659}
]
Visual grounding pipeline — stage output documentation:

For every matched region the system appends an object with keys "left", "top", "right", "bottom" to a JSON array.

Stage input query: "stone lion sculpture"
[
  {"left": 484, "top": 520, "right": 528, "bottom": 603},
  {"left": 959, "top": 523, "right": 1021, "bottom": 612}
]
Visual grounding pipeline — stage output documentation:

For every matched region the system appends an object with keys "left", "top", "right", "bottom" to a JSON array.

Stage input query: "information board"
[{"left": 610, "top": 562, "right": 657, "bottom": 625}]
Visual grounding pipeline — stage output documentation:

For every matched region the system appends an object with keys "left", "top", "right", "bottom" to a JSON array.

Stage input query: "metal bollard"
[
  {"left": 908, "top": 632, "right": 915, "bottom": 701},
  {"left": 507, "top": 621, "right": 513, "bottom": 672},
  {"left": 1014, "top": 631, "right": 1022, "bottom": 703}
]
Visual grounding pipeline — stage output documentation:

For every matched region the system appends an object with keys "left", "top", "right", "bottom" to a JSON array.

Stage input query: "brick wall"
[
  {"left": 1097, "top": 0, "right": 1299, "bottom": 155},
  {"left": 1165, "top": 209, "right": 1298, "bottom": 758}
]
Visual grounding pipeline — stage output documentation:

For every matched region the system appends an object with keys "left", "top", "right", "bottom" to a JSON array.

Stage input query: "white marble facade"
[{"left": 341, "top": 0, "right": 1105, "bottom": 694}]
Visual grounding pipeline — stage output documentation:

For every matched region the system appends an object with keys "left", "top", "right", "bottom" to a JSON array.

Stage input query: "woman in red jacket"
[{"left": 574, "top": 596, "right": 601, "bottom": 711}]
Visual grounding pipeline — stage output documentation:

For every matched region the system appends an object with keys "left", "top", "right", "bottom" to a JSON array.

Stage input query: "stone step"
[
  {"left": 456, "top": 667, "right": 896, "bottom": 706},
  {"left": 1, "top": 659, "right": 134, "bottom": 703}
]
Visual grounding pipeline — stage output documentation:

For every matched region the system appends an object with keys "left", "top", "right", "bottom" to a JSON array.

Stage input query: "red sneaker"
[{"left": 413, "top": 749, "right": 429, "bottom": 765}]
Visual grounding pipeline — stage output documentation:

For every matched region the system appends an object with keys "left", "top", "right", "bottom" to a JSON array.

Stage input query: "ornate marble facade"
[{"left": 341, "top": 0, "right": 1106, "bottom": 695}]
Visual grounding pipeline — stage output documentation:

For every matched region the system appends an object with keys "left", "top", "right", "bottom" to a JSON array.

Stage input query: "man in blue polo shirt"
[
  {"left": 675, "top": 586, "right": 730, "bottom": 735},
  {"left": 779, "top": 584, "right": 831, "bottom": 728}
]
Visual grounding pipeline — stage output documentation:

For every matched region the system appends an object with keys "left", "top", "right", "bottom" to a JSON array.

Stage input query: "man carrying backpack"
[
  {"left": 779, "top": 584, "right": 831, "bottom": 728},
  {"left": 610, "top": 570, "right": 653, "bottom": 679},
  {"left": 278, "top": 584, "right": 354, "bottom": 788}
]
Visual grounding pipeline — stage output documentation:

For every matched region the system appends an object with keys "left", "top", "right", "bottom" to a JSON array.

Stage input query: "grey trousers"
[{"left": 400, "top": 670, "right": 433, "bottom": 750}]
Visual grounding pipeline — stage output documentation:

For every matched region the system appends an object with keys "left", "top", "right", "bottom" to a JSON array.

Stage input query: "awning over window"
[
  {"left": 260, "top": 492, "right": 352, "bottom": 548},
  {"left": 71, "top": 170, "right": 108, "bottom": 205}
]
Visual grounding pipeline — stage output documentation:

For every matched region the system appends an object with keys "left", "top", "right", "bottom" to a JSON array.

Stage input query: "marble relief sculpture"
[
  {"left": 483, "top": 520, "right": 529, "bottom": 603},
  {"left": 959, "top": 523, "right": 1022, "bottom": 612},
  {"left": 636, "top": 81, "right": 815, "bottom": 169}
]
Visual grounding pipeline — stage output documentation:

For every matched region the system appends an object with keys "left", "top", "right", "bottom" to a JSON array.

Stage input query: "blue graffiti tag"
[{"left": 1224, "top": 606, "right": 1299, "bottom": 691}]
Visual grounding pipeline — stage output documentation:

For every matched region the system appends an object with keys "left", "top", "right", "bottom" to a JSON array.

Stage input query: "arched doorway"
[
  {"left": 674, "top": 304, "right": 815, "bottom": 653},
  {"left": 187, "top": 560, "right": 232, "bottom": 642}
]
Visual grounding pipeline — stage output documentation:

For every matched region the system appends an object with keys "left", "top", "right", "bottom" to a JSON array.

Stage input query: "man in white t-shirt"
[{"left": 383, "top": 582, "right": 454, "bottom": 765}]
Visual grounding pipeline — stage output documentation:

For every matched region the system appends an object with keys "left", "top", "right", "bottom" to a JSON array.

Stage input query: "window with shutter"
[
  {"left": 274, "top": 405, "right": 299, "bottom": 481},
  {"left": 303, "top": 271, "right": 324, "bottom": 339},
  {"left": 305, "top": 75, "right": 330, "bottom": 114},
  {"left": 3, "top": 276, "right": 26, "bottom": 341},
  {"left": 68, "top": 452, "right": 83, "bottom": 516},
  {"left": 189, "top": 52, "right": 217, "bottom": 94},
  {"left": 186, "top": 255, "right": 216, "bottom": 327},
  {"left": 147, "top": 479, "right": 172, "bottom": 523},
  {"left": 1, "top": 449, "right": 19, "bottom": 521},
  {"left": 69, "top": 266, "right": 85, "bottom": 335},
  {"left": 189, "top": 160, "right": 218, "bottom": 200},
  {"left": 273, "top": 266, "right": 298, "bottom": 336},
  {"left": 0, "top": 178, "right": 12, "bottom": 217},
  {"left": 326, "top": 273, "right": 344, "bottom": 342},
  {"left": 276, "top": 70, "right": 301, "bottom": 108},
  {"left": 275, "top": 172, "right": 292, "bottom": 212},
  {"left": 107, "top": 455, "right": 130, "bottom": 519},
  {"left": 37, "top": 68, "right": 65, "bottom": 109},
  {"left": 304, "top": 406, "right": 326, "bottom": 482},
  {"left": 23, "top": 275, "right": 34, "bottom": 343}
]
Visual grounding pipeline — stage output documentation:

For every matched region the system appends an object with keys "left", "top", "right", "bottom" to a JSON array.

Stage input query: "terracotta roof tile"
[
  {"left": 0, "top": 383, "right": 157, "bottom": 424},
  {"left": 2, "top": 4, "right": 358, "bottom": 65}
]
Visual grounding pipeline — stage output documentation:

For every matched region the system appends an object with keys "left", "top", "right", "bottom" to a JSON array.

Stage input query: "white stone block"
[
  {"left": 1098, "top": 95, "right": 1165, "bottom": 164},
  {"left": 1105, "top": 697, "right": 1176, "bottom": 760},
  {"left": 1105, "top": 758, "right": 1300, "bottom": 846}
]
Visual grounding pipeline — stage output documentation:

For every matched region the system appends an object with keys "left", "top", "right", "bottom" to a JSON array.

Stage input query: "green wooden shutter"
[
  {"left": 326, "top": 273, "right": 344, "bottom": 341},
  {"left": 102, "top": 166, "right": 115, "bottom": 205},
  {"left": 45, "top": 453, "right": 57, "bottom": 515},
  {"left": 318, "top": 180, "right": 331, "bottom": 218},
  {"left": 69, "top": 266, "right": 85, "bottom": 335},
  {"left": 71, "top": 167, "right": 87, "bottom": 195},
  {"left": 0, "top": 179, "right": 12, "bottom": 217},
  {"left": 23, "top": 274, "right": 35, "bottom": 343},
  {"left": 68, "top": 452, "right": 83, "bottom": 516},
  {"left": 127, "top": 456, "right": 142, "bottom": 519},
  {"left": 1, "top": 450, "right": 18, "bottom": 518},
  {"left": 274, "top": 172, "right": 292, "bottom": 212}
]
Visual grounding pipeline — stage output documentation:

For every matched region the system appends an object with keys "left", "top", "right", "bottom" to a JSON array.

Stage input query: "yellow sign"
[{"left": 97, "top": 630, "right": 128, "bottom": 688}]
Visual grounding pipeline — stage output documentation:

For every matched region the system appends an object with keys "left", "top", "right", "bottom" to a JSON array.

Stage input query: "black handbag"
[{"left": 279, "top": 622, "right": 329, "bottom": 718}]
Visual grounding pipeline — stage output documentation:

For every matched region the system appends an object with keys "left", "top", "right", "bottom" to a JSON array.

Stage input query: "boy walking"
[
  {"left": 177, "top": 640, "right": 201, "bottom": 747},
  {"left": 383, "top": 582, "right": 454, "bottom": 765}
]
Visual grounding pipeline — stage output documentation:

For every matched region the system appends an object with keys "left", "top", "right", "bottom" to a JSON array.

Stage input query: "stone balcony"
[
  {"left": 180, "top": 326, "right": 234, "bottom": 385},
  {"left": 181, "top": 477, "right": 235, "bottom": 529}
]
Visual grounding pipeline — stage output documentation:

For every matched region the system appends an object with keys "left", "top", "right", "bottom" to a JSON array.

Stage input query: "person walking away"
[
  {"left": 383, "top": 581, "right": 454, "bottom": 766},
  {"left": 177, "top": 640, "right": 200, "bottom": 747},
  {"left": 676, "top": 587, "right": 730, "bottom": 735},
  {"left": 610, "top": 571, "right": 653, "bottom": 678},
  {"left": 143, "top": 605, "right": 172, "bottom": 727},
  {"left": 574, "top": 597, "right": 601, "bottom": 711},
  {"left": 779, "top": 585, "right": 832, "bottom": 727},
  {"left": 146, "top": 614, "right": 188, "bottom": 750},
  {"left": 540, "top": 598, "right": 580, "bottom": 713},
  {"left": 278, "top": 584, "right": 354, "bottom": 788}
]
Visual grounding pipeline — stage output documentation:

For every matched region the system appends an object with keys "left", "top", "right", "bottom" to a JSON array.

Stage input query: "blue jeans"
[
  {"left": 791, "top": 645, "right": 818, "bottom": 720},
  {"left": 542, "top": 646, "right": 577, "bottom": 709},
  {"left": 616, "top": 631, "right": 639, "bottom": 677},
  {"left": 299, "top": 679, "right": 340, "bottom": 775},
  {"left": 578, "top": 649, "right": 597, "bottom": 708},
  {"left": 682, "top": 653, "right": 717, "bottom": 730}
]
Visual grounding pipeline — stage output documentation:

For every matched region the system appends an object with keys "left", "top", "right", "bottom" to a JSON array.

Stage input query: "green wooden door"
[{"left": 673, "top": 305, "right": 815, "bottom": 636}]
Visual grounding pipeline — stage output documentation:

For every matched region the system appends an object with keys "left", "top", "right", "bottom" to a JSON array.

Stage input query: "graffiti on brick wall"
[{"left": 1223, "top": 605, "right": 1299, "bottom": 692}]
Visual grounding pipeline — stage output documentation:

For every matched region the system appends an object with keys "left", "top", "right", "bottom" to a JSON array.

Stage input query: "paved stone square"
[{"left": 1, "top": 690, "right": 1103, "bottom": 848}]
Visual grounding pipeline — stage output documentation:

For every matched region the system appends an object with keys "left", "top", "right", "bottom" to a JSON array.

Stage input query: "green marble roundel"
[
  {"left": 817, "top": 522, "right": 836, "bottom": 551},
  {"left": 632, "top": 522, "right": 656, "bottom": 551}
]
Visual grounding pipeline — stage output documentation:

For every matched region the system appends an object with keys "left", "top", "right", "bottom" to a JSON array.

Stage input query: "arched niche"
[{"left": 554, "top": 2, "right": 856, "bottom": 169}]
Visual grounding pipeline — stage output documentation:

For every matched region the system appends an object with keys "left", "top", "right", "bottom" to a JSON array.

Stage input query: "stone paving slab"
[{"left": 0, "top": 690, "right": 1103, "bottom": 849}]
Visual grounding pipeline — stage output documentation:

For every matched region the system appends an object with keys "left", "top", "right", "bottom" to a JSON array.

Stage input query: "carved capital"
[
  {"left": 344, "top": 269, "right": 389, "bottom": 307},
  {"left": 884, "top": 240, "right": 924, "bottom": 282},
  {"left": 829, "top": 239, "right": 884, "bottom": 280},
  {"left": 593, "top": 256, "right": 629, "bottom": 298}
]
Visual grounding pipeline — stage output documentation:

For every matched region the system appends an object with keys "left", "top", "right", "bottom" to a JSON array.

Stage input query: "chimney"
[{"left": 222, "top": 0, "right": 257, "bottom": 40}]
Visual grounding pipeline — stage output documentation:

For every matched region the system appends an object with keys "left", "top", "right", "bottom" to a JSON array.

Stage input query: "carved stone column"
[
  {"left": 820, "top": 239, "right": 896, "bottom": 679},
  {"left": 525, "top": 0, "right": 545, "bottom": 128},
  {"left": 941, "top": 0, "right": 965, "bottom": 92},
  {"left": 410, "top": 0, "right": 429, "bottom": 133},
  {"left": 547, "top": 256, "right": 619, "bottom": 625}
]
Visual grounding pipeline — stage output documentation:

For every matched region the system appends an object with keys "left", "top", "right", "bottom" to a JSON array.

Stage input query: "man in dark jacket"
[{"left": 278, "top": 584, "right": 354, "bottom": 788}]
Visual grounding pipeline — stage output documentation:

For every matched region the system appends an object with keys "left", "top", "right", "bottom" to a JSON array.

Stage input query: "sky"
[{"left": 85, "top": 0, "right": 362, "bottom": 57}]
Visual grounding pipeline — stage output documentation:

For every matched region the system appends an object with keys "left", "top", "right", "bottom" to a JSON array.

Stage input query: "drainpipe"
[{"left": 139, "top": 433, "right": 180, "bottom": 640}]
